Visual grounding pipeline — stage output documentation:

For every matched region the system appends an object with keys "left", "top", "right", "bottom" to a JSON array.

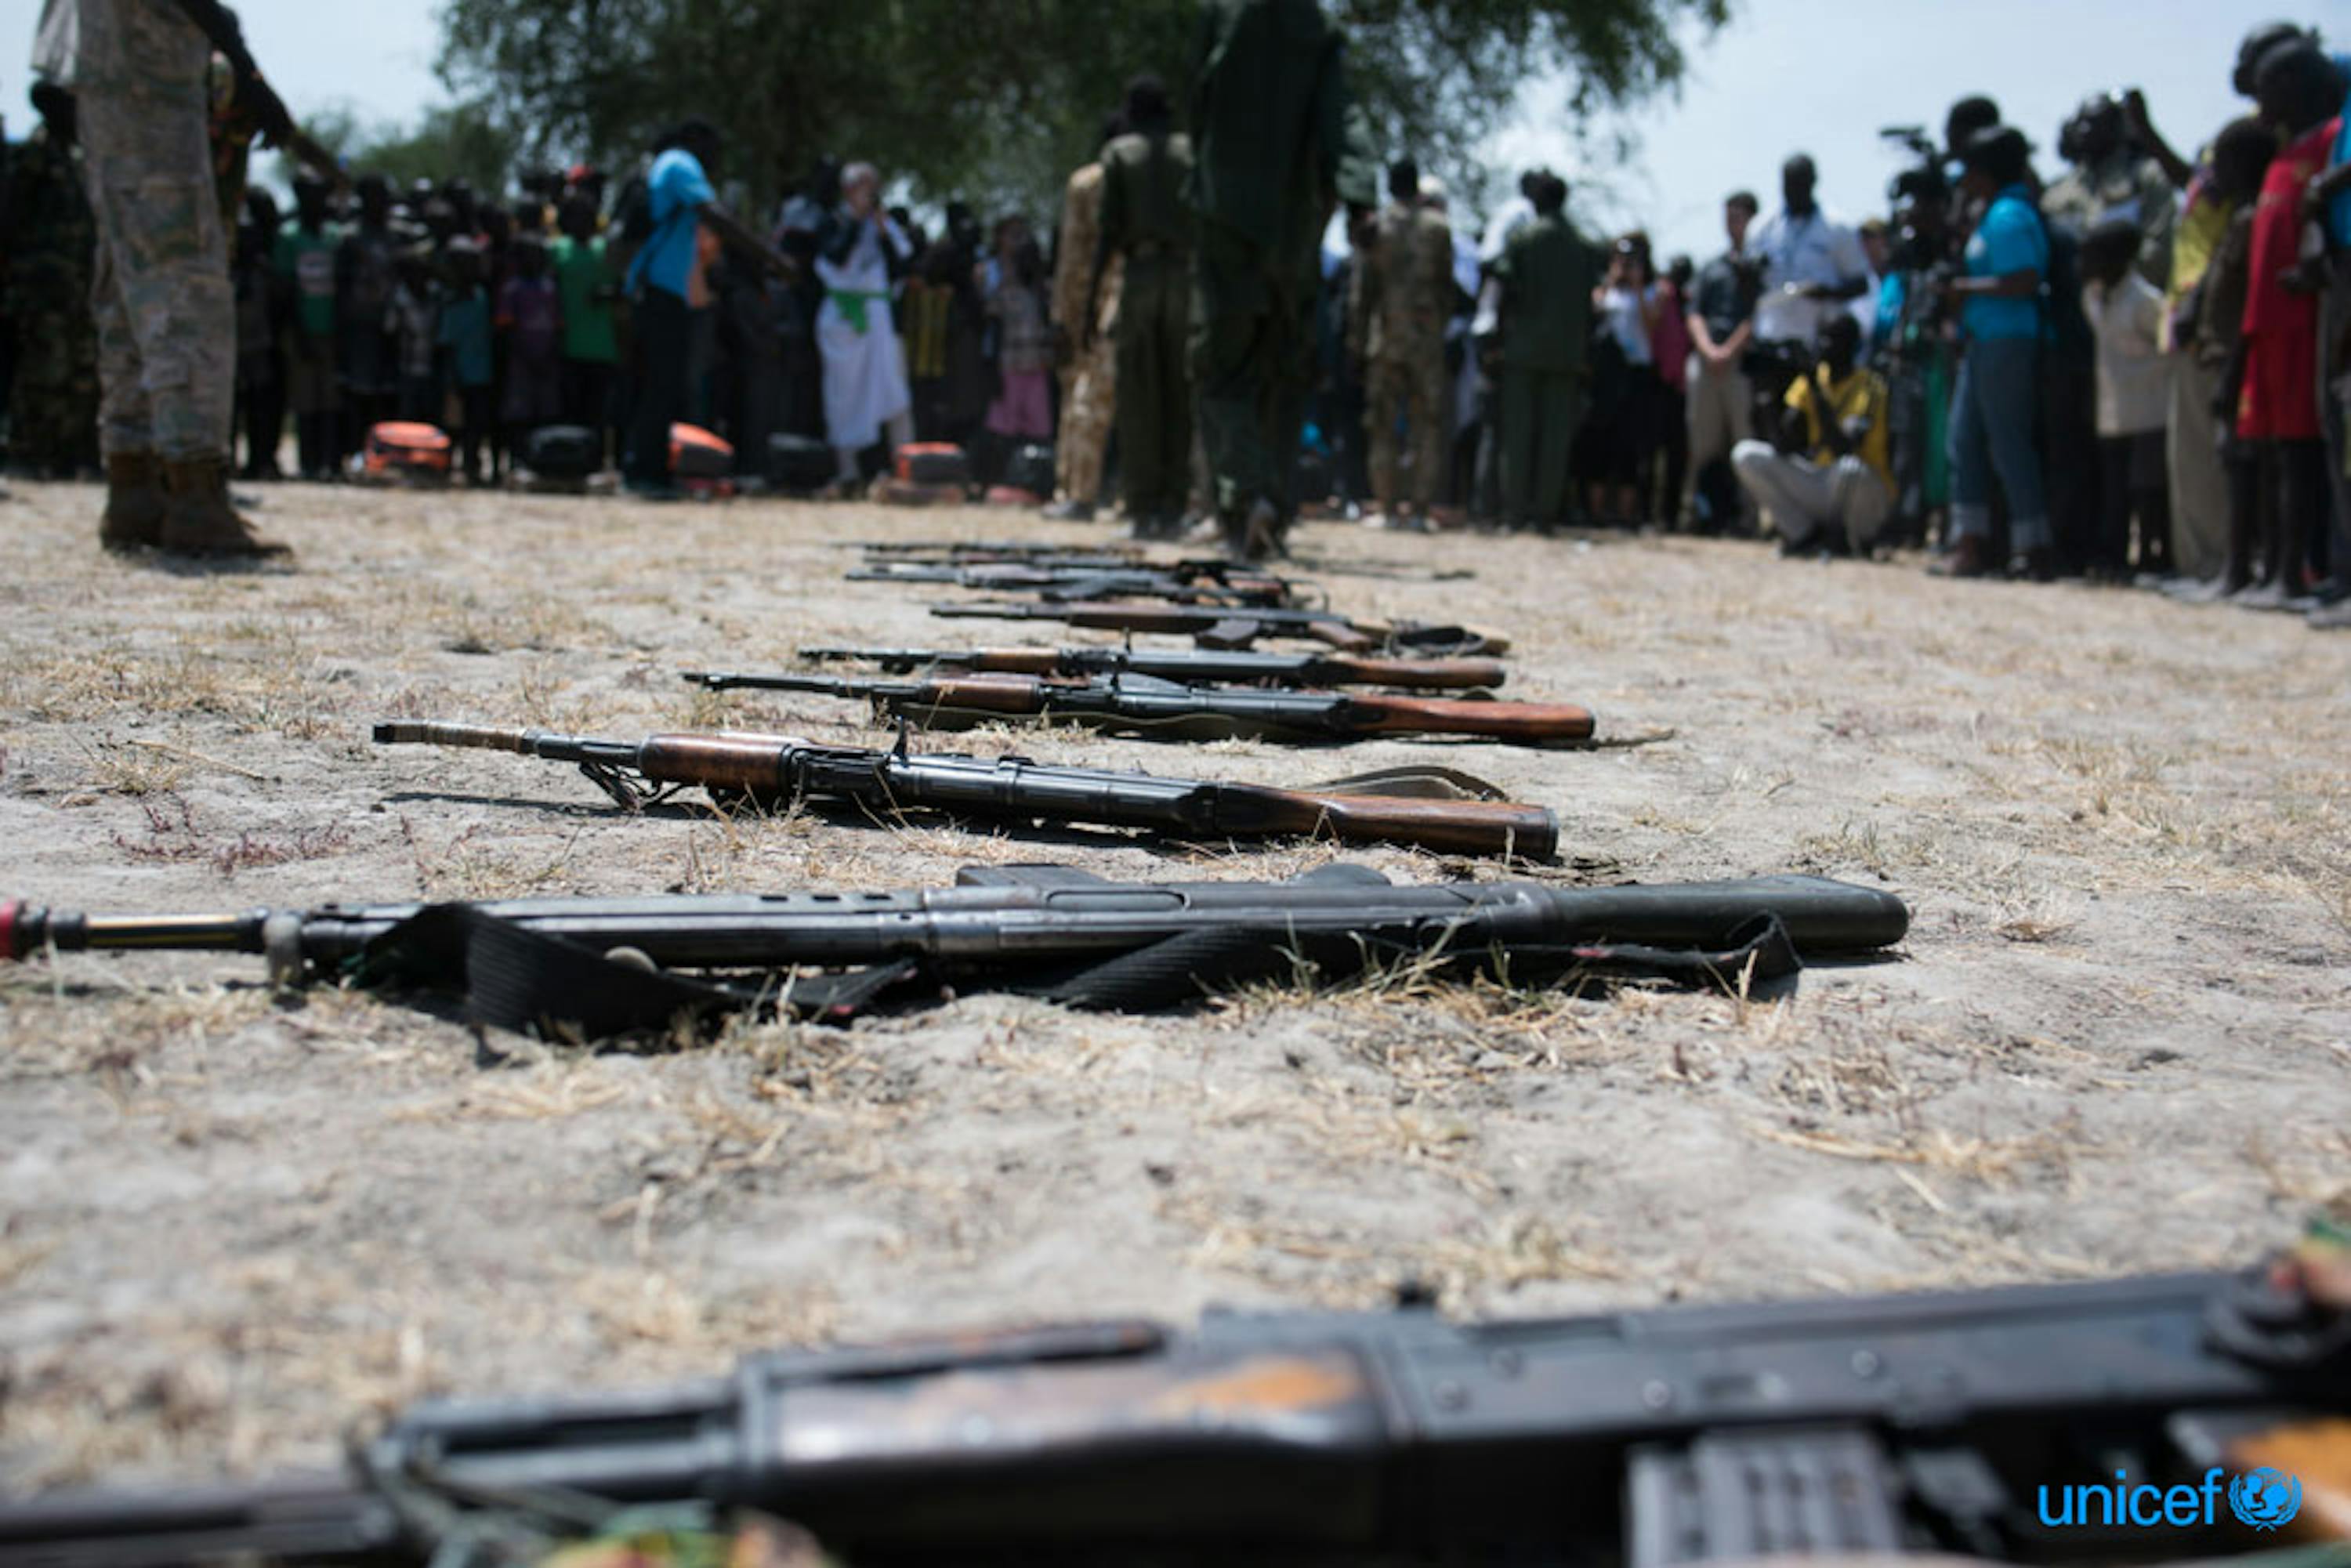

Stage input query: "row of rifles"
[
  {"left": 8, "top": 540, "right": 2348, "bottom": 1568},
  {"left": 8, "top": 533, "right": 1909, "bottom": 1034}
]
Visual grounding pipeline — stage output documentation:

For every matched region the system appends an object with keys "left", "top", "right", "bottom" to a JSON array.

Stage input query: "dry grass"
[{"left": 2, "top": 479, "right": 2347, "bottom": 1485}]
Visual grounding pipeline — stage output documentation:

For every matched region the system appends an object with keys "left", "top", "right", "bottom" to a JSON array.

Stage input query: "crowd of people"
[{"left": 6, "top": 13, "right": 2351, "bottom": 618}]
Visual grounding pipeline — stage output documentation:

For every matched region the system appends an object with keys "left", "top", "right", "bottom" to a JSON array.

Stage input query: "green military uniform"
[
  {"left": 1096, "top": 125, "right": 1195, "bottom": 530},
  {"left": 1493, "top": 210, "right": 1596, "bottom": 530},
  {"left": 1349, "top": 197, "right": 1454, "bottom": 516},
  {"left": 4, "top": 124, "right": 101, "bottom": 475},
  {"left": 1187, "top": 0, "right": 1379, "bottom": 555}
]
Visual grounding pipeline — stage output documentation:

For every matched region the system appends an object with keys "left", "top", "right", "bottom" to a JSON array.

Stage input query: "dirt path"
[{"left": 2, "top": 480, "right": 2346, "bottom": 1487}]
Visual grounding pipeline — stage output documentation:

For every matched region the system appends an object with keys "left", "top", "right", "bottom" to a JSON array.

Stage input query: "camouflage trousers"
[
  {"left": 1364, "top": 353, "right": 1449, "bottom": 512},
  {"left": 78, "top": 76, "right": 235, "bottom": 460},
  {"left": 1056, "top": 334, "right": 1118, "bottom": 505},
  {"left": 7, "top": 263, "right": 101, "bottom": 473}
]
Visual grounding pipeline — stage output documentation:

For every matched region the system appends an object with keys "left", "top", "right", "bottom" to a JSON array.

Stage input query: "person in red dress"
[{"left": 2235, "top": 40, "right": 2344, "bottom": 605}]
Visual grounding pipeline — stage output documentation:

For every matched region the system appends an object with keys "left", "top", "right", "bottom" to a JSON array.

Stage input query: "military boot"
[
  {"left": 100, "top": 451, "right": 169, "bottom": 551},
  {"left": 160, "top": 455, "right": 292, "bottom": 558}
]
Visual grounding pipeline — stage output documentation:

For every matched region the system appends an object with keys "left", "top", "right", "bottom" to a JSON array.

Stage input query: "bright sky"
[
  {"left": 0, "top": 0, "right": 444, "bottom": 132},
  {"left": 2, "top": 0, "right": 2342, "bottom": 261}
]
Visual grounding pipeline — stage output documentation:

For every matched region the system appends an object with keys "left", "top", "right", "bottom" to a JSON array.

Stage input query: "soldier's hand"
[{"left": 241, "top": 71, "right": 296, "bottom": 147}]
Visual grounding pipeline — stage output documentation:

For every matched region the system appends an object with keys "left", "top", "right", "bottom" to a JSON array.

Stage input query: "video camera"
[
  {"left": 1739, "top": 336, "right": 1812, "bottom": 389},
  {"left": 1878, "top": 124, "right": 1948, "bottom": 207}
]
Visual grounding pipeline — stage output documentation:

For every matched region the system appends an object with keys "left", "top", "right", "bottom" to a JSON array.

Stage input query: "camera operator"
[
  {"left": 1730, "top": 313, "right": 1893, "bottom": 558},
  {"left": 1873, "top": 174, "right": 1957, "bottom": 546},
  {"left": 1684, "top": 190, "right": 1761, "bottom": 532}
]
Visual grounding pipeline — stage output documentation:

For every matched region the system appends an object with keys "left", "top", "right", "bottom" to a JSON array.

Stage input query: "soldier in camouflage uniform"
[
  {"left": 3, "top": 83, "right": 100, "bottom": 476},
  {"left": 31, "top": 0, "right": 295, "bottom": 556},
  {"left": 2042, "top": 94, "right": 2175, "bottom": 287},
  {"left": 1047, "top": 117, "right": 1123, "bottom": 521},
  {"left": 1188, "top": 0, "right": 1380, "bottom": 560},
  {"left": 1094, "top": 75, "right": 1194, "bottom": 539},
  {"left": 1348, "top": 158, "right": 1458, "bottom": 528}
]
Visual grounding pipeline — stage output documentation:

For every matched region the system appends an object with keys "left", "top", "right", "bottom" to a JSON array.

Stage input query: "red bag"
[{"left": 363, "top": 421, "right": 452, "bottom": 481}]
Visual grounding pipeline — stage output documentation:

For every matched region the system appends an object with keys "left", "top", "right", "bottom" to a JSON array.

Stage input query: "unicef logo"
[{"left": 2228, "top": 1468, "right": 2302, "bottom": 1531}]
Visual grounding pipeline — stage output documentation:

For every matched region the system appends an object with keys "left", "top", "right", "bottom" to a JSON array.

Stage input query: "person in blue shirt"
[
  {"left": 1934, "top": 125, "right": 2052, "bottom": 581},
  {"left": 619, "top": 118, "right": 796, "bottom": 498}
]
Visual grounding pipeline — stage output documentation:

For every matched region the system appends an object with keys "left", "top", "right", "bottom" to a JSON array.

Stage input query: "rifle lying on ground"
[
  {"left": 931, "top": 598, "right": 1508, "bottom": 655},
  {"left": 857, "top": 538, "right": 1146, "bottom": 560},
  {"left": 2, "top": 1234, "right": 2340, "bottom": 1565},
  {"left": 703, "top": 671, "right": 1595, "bottom": 747},
  {"left": 2, "top": 860, "right": 1903, "bottom": 1031},
  {"left": 371, "top": 721, "right": 1559, "bottom": 857},
  {"left": 734, "top": 643, "right": 1511, "bottom": 690},
  {"left": 849, "top": 559, "right": 1306, "bottom": 608},
  {"left": 860, "top": 541, "right": 1479, "bottom": 586}
]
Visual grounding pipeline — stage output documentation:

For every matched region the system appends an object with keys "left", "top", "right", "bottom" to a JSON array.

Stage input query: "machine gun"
[
  {"left": 0, "top": 1238, "right": 2341, "bottom": 1565},
  {"left": 1, "top": 860, "right": 1907, "bottom": 1034},
  {"left": 929, "top": 599, "right": 1507, "bottom": 655},
  {"left": 715, "top": 643, "right": 1511, "bottom": 690},
  {"left": 369, "top": 721, "right": 1558, "bottom": 858},
  {"left": 703, "top": 671, "right": 1593, "bottom": 747}
]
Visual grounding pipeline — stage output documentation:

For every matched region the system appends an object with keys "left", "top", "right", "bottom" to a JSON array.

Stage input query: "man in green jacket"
[
  {"left": 1493, "top": 172, "right": 1596, "bottom": 531},
  {"left": 1186, "top": 0, "right": 1379, "bottom": 560}
]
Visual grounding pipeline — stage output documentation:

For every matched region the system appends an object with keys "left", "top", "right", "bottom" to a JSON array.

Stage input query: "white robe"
[{"left": 816, "top": 212, "right": 914, "bottom": 450}]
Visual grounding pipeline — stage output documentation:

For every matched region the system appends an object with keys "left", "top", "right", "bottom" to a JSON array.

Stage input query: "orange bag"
[
  {"left": 668, "top": 422, "right": 735, "bottom": 480},
  {"left": 363, "top": 421, "right": 452, "bottom": 480}
]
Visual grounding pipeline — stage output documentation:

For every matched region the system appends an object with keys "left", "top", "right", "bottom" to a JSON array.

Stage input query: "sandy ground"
[{"left": 1, "top": 477, "right": 2347, "bottom": 1491}]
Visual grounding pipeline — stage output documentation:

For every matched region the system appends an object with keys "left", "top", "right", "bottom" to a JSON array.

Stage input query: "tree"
[
  {"left": 274, "top": 100, "right": 523, "bottom": 198},
  {"left": 436, "top": 0, "right": 1724, "bottom": 223},
  {"left": 346, "top": 103, "right": 526, "bottom": 195}
]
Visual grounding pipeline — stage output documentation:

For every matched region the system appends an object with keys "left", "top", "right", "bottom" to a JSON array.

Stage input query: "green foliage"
[
  {"left": 433, "top": 0, "right": 1722, "bottom": 222},
  {"left": 275, "top": 100, "right": 523, "bottom": 197},
  {"left": 349, "top": 102, "right": 527, "bottom": 194}
]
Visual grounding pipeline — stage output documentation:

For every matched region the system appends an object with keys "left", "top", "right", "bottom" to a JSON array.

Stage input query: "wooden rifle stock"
[
  {"left": 1339, "top": 694, "right": 1594, "bottom": 744},
  {"left": 1318, "top": 655, "right": 1508, "bottom": 690},
  {"left": 634, "top": 733, "right": 808, "bottom": 794},
  {"left": 1225, "top": 785, "right": 1558, "bottom": 859}
]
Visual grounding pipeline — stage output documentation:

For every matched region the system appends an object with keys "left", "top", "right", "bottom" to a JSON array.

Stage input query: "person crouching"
[{"left": 1730, "top": 313, "right": 1893, "bottom": 556}]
